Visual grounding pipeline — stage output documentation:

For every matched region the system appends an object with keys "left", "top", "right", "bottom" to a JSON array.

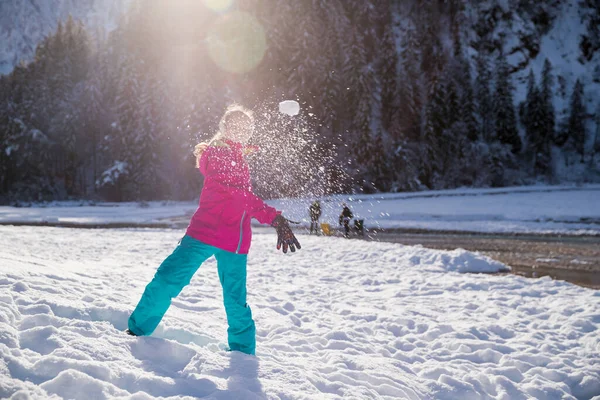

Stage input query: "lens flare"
[
  {"left": 202, "top": 0, "right": 234, "bottom": 12},
  {"left": 206, "top": 11, "right": 267, "bottom": 75}
]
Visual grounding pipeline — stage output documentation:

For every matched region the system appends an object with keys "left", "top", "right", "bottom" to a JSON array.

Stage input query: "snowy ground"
[
  {"left": 273, "top": 185, "right": 600, "bottom": 236},
  {"left": 0, "top": 202, "right": 197, "bottom": 226},
  {"left": 1, "top": 185, "right": 599, "bottom": 235},
  {"left": 1, "top": 225, "right": 599, "bottom": 399}
]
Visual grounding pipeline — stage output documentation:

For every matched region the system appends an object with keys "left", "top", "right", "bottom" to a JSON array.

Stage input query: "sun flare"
[
  {"left": 206, "top": 11, "right": 267, "bottom": 75},
  {"left": 202, "top": 0, "right": 234, "bottom": 13}
]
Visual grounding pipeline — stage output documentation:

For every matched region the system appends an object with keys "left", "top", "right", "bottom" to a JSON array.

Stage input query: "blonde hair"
[
  {"left": 193, "top": 104, "right": 254, "bottom": 167},
  {"left": 218, "top": 103, "right": 254, "bottom": 139},
  {"left": 193, "top": 142, "right": 209, "bottom": 168}
]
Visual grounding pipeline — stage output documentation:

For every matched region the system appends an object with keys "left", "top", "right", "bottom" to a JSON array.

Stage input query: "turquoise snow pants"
[{"left": 128, "top": 235, "right": 256, "bottom": 355}]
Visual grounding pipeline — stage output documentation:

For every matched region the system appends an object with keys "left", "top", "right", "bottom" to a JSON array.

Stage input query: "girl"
[{"left": 127, "top": 104, "right": 301, "bottom": 355}]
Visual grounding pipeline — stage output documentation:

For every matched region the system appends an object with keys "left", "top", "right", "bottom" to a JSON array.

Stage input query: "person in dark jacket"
[
  {"left": 339, "top": 203, "right": 353, "bottom": 238},
  {"left": 309, "top": 200, "right": 322, "bottom": 235}
]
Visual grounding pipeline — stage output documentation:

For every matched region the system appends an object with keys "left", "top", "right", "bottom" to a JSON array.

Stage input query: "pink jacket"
[{"left": 185, "top": 140, "right": 280, "bottom": 254}]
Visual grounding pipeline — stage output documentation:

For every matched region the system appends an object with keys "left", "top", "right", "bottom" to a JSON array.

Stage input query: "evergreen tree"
[
  {"left": 397, "top": 22, "right": 423, "bottom": 143},
  {"left": 379, "top": 14, "right": 400, "bottom": 136},
  {"left": 64, "top": 16, "right": 90, "bottom": 84},
  {"left": 522, "top": 69, "right": 537, "bottom": 138},
  {"left": 341, "top": 15, "right": 384, "bottom": 191},
  {"left": 421, "top": 78, "right": 446, "bottom": 188},
  {"left": 284, "top": 2, "right": 328, "bottom": 99},
  {"left": 474, "top": 51, "right": 494, "bottom": 141},
  {"left": 131, "top": 77, "right": 163, "bottom": 200},
  {"left": 316, "top": 0, "right": 352, "bottom": 136},
  {"left": 341, "top": 27, "right": 369, "bottom": 120},
  {"left": 418, "top": 2, "right": 445, "bottom": 81},
  {"left": 442, "top": 66, "right": 467, "bottom": 186},
  {"left": 52, "top": 82, "right": 87, "bottom": 196},
  {"left": 449, "top": 32, "right": 478, "bottom": 144},
  {"left": 0, "top": 76, "right": 10, "bottom": 195},
  {"left": 458, "top": 57, "right": 479, "bottom": 142},
  {"left": 29, "top": 35, "right": 55, "bottom": 131},
  {"left": 593, "top": 103, "right": 600, "bottom": 163},
  {"left": 566, "top": 79, "right": 587, "bottom": 163},
  {"left": 111, "top": 53, "right": 140, "bottom": 200},
  {"left": 494, "top": 56, "right": 521, "bottom": 154},
  {"left": 536, "top": 59, "right": 555, "bottom": 175},
  {"left": 523, "top": 71, "right": 551, "bottom": 175},
  {"left": 540, "top": 59, "right": 556, "bottom": 143},
  {"left": 352, "top": 65, "right": 379, "bottom": 191},
  {"left": 391, "top": 139, "right": 421, "bottom": 191},
  {"left": 47, "top": 22, "right": 69, "bottom": 103},
  {"left": 369, "top": 130, "right": 391, "bottom": 192},
  {"left": 81, "top": 55, "right": 110, "bottom": 193}
]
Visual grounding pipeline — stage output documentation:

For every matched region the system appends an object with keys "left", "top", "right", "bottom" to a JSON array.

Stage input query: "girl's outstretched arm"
[
  {"left": 244, "top": 191, "right": 280, "bottom": 225},
  {"left": 238, "top": 189, "right": 301, "bottom": 253},
  {"left": 244, "top": 192, "right": 301, "bottom": 253}
]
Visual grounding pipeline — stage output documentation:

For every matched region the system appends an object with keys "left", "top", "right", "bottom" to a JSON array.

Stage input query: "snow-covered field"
[
  {"left": 1, "top": 225, "right": 599, "bottom": 399},
  {"left": 1, "top": 185, "right": 599, "bottom": 235},
  {"left": 0, "top": 202, "right": 197, "bottom": 226},
  {"left": 273, "top": 185, "right": 600, "bottom": 236}
]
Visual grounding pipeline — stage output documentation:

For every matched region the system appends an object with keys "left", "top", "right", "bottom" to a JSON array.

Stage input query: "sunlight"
[
  {"left": 202, "top": 0, "right": 234, "bottom": 13},
  {"left": 206, "top": 11, "right": 267, "bottom": 75}
]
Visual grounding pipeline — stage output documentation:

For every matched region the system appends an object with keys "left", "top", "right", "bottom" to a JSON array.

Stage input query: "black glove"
[{"left": 271, "top": 214, "right": 301, "bottom": 253}]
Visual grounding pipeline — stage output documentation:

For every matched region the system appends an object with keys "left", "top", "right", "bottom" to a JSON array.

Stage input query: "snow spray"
[{"left": 246, "top": 99, "right": 339, "bottom": 203}]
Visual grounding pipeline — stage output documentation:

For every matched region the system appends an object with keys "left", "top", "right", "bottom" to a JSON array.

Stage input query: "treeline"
[{"left": 0, "top": 0, "right": 599, "bottom": 203}]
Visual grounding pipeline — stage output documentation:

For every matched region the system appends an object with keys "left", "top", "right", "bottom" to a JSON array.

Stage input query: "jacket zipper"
[{"left": 236, "top": 211, "right": 246, "bottom": 254}]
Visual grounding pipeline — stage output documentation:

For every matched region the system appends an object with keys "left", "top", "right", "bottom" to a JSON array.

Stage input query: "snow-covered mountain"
[
  {"left": 0, "top": 0, "right": 130, "bottom": 75},
  {"left": 462, "top": 0, "right": 600, "bottom": 122}
]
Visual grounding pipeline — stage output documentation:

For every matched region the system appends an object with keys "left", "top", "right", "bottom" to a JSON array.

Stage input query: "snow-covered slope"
[
  {"left": 504, "top": 0, "right": 599, "bottom": 114},
  {"left": 464, "top": 0, "right": 600, "bottom": 118},
  {"left": 0, "top": 0, "right": 129, "bottom": 75}
]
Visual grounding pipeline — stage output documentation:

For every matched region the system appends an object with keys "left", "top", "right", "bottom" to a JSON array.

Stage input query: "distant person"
[
  {"left": 309, "top": 200, "right": 322, "bottom": 235},
  {"left": 339, "top": 203, "right": 353, "bottom": 238},
  {"left": 127, "top": 104, "right": 301, "bottom": 356}
]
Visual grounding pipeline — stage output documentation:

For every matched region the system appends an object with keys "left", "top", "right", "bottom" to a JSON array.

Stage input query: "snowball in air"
[{"left": 279, "top": 100, "right": 300, "bottom": 116}]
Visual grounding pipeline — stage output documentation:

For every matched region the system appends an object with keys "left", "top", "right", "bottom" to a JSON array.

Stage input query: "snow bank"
[
  {"left": 319, "top": 237, "right": 509, "bottom": 274},
  {"left": 1, "top": 226, "right": 598, "bottom": 399},
  {"left": 402, "top": 246, "right": 509, "bottom": 273}
]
